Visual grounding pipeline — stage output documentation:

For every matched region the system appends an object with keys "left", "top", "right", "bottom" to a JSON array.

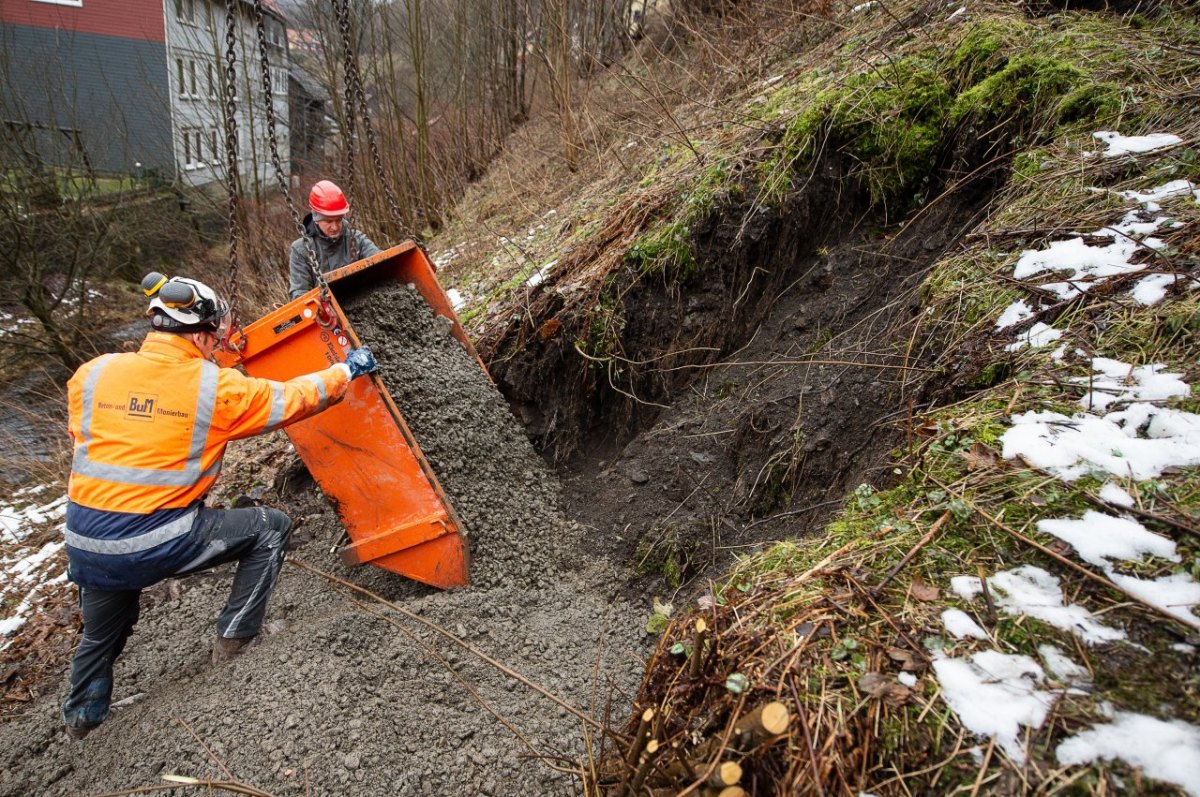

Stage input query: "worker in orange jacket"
[{"left": 61, "top": 273, "right": 378, "bottom": 740}]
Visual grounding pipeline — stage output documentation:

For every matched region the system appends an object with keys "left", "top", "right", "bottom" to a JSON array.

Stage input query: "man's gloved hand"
[{"left": 344, "top": 346, "right": 378, "bottom": 379}]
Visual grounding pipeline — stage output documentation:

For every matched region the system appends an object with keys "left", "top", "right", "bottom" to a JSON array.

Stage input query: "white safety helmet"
[{"left": 142, "top": 272, "right": 230, "bottom": 333}]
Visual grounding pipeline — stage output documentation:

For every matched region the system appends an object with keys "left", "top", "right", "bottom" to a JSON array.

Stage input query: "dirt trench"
[
  {"left": 0, "top": 282, "right": 647, "bottom": 796},
  {"left": 497, "top": 171, "right": 1001, "bottom": 593}
]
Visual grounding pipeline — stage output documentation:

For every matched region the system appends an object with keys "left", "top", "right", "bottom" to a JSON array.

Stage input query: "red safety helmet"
[{"left": 309, "top": 180, "right": 349, "bottom": 217}]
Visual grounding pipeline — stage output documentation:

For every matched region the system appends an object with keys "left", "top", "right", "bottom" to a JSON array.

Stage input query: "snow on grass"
[
  {"left": 1106, "top": 571, "right": 1200, "bottom": 628},
  {"left": 1098, "top": 482, "right": 1135, "bottom": 508},
  {"left": 932, "top": 650, "right": 1057, "bottom": 763},
  {"left": 1011, "top": 212, "right": 1168, "bottom": 301},
  {"left": 1005, "top": 322, "right": 1063, "bottom": 352},
  {"left": 951, "top": 566, "right": 1125, "bottom": 644},
  {"left": 942, "top": 608, "right": 988, "bottom": 639},
  {"left": 1132, "top": 273, "right": 1185, "bottom": 305},
  {"left": 897, "top": 672, "right": 917, "bottom": 687},
  {"left": 1072, "top": 357, "right": 1189, "bottom": 411},
  {"left": 1, "top": 487, "right": 69, "bottom": 641},
  {"left": 0, "top": 540, "right": 66, "bottom": 638},
  {"left": 995, "top": 298, "right": 1034, "bottom": 330},
  {"left": 1036, "top": 510, "right": 1177, "bottom": 569},
  {"left": 1089, "top": 131, "right": 1183, "bottom": 158},
  {"left": 1037, "top": 644, "right": 1090, "bottom": 687},
  {"left": 1001, "top": 404, "right": 1200, "bottom": 481},
  {"left": 1119, "top": 179, "right": 1197, "bottom": 212},
  {"left": 1056, "top": 712, "right": 1200, "bottom": 796},
  {"left": 446, "top": 288, "right": 465, "bottom": 310},
  {"left": 0, "top": 491, "right": 67, "bottom": 543}
]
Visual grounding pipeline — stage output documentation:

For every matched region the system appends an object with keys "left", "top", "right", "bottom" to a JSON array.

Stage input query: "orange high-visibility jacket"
[{"left": 67, "top": 332, "right": 351, "bottom": 514}]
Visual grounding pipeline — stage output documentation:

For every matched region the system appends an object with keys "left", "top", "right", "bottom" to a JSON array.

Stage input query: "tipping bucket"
[{"left": 215, "top": 242, "right": 475, "bottom": 588}]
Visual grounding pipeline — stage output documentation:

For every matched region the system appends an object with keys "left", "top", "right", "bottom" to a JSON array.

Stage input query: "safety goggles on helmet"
[{"left": 141, "top": 272, "right": 230, "bottom": 333}]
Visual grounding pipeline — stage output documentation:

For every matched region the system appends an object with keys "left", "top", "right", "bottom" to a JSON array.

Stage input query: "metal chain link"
[
  {"left": 332, "top": 0, "right": 359, "bottom": 258},
  {"left": 222, "top": 0, "right": 244, "bottom": 310},
  {"left": 332, "top": 0, "right": 417, "bottom": 248},
  {"left": 249, "top": 0, "right": 326, "bottom": 298}
]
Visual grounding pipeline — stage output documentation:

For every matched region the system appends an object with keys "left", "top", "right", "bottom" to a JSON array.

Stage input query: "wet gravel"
[{"left": 0, "top": 282, "right": 647, "bottom": 796}]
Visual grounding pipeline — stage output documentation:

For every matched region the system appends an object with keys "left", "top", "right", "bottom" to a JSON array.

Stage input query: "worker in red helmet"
[
  {"left": 287, "top": 180, "right": 382, "bottom": 299},
  {"left": 60, "top": 272, "right": 380, "bottom": 740}
]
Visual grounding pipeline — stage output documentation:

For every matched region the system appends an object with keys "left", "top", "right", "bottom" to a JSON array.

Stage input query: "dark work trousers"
[{"left": 62, "top": 506, "right": 292, "bottom": 731}]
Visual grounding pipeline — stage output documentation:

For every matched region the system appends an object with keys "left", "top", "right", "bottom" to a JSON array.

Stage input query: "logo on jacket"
[{"left": 127, "top": 393, "right": 158, "bottom": 421}]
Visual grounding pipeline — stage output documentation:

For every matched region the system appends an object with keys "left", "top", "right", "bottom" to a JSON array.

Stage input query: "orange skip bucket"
[{"left": 215, "top": 242, "right": 475, "bottom": 588}]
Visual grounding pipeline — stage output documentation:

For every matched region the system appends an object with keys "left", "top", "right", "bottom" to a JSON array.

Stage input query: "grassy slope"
[{"left": 428, "top": 0, "right": 1200, "bottom": 793}]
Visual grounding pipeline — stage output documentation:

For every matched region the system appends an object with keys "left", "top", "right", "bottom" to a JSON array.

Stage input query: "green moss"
[
  {"left": 951, "top": 55, "right": 1082, "bottom": 129},
  {"left": 624, "top": 218, "right": 697, "bottom": 278},
  {"left": 1055, "top": 81, "right": 1127, "bottom": 126},
  {"left": 828, "top": 56, "right": 953, "bottom": 205},
  {"left": 948, "top": 19, "right": 1031, "bottom": 88}
]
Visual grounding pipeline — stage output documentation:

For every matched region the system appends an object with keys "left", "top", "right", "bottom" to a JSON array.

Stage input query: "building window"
[
  {"left": 211, "top": 129, "right": 220, "bottom": 163},
  {"left": 175, "top": 0, "right": 195, "bottom": 24},
  {"left": 207, "top": 62, "right": 215, "bottom": 98},
  {"left": 176, "top": 58, "right": 186, "bottom": 98},
  {"left": 182, "top": 129, "right": 191, "bottom": 167},
  {"left": 194, "top": 130, "right": 204, "bottom": 165}
]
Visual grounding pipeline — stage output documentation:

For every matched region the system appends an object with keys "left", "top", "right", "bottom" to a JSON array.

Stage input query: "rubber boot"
[{"left": 64, "top": 724, "right": 93, "bottom": 740}]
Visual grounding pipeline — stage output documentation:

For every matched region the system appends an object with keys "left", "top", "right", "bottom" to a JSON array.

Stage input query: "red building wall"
[{"left": 0, "top": 0, "right": 164, "bottom": 42}]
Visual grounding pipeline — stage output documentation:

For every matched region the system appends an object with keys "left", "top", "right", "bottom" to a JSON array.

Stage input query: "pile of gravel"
[{"left": 0, "top": 282, "right": 647, "bottom": 796}]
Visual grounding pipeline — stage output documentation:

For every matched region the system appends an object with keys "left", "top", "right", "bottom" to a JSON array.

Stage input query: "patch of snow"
[
  {"left": 1056, "top": 712, "right": 1200, "bottom": 797},
  {"left": 1001, "top": 404, "right": 1200, "bottom": 481},
  {"left": 1073, "top": 357, "right": 1189, "bottom": 412},
  {"left": 851, "top": 0, "right": 876, "bottom": 11},
  {"left": 898, "top": 672, "right": 917, "bottom": 687},
  {"left": 1132, "top": 273, "right": 1183, "bottom": 305},
  {"left": 761, "top": 75, "right": 784, "bottom": 87},
  {"left": 1119, "top": 179, "right": 1197, "bottom": 212},
  {"left": 1090, "top": 131, "right": 1183, "bottom": 158},
  {"left": 1038, "top": 644, "right": 1090, "bottom": 687},
  {"left": 951, "top": 566, "right": 1125, "bottom": 644},
  {"left": 1106, "top": 571, "right": 1200, "bottom": 628},
  {"left": 1036, "top": 510, "right": 1177, "bottom": 569},
  {"left": 0, "top": 540, "right": 66, "bottom": 639},
  {"left": 1006, "top": 322, "right": 1062, "bottom": 351},
  {"left": 942, "top": 608, "right": 988, "bottom": 639},
  {"left": 0, "top": 493, "right": 67, "bottom": 543},
  {"left": 948, "top": 6, "right": 965, "bottom": 19},
  {"left": 445, "top": 288, "right": 465, "bottom": 310},
  {"left": 1098, "top": 482, "right": 1135, "bottom": 508},
  {"left": 932, "top": 650, "right": 1055, "bottom": 763},
  {"left": 996, "top": 299, "right": 1035, "bottom": 330}
]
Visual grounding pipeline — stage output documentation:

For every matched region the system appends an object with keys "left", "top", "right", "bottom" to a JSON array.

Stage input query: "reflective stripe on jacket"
[
  {"left": 64, "top": 332, "right": 350, "bottom": 588},
  {"left": 68, "top": 332, "right": 350, "bottom": 513}
]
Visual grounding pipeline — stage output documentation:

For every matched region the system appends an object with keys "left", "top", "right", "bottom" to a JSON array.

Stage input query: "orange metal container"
[{"left": 215, "top": 242, "right": 477, "bottom": 588}]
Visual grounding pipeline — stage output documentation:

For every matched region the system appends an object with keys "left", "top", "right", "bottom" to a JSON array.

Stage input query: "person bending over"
[
  {"left": 61, "top": 272, "right": 378, "bottom": 739},
  {"left": 288, "top": 180, "right": 381, "bottom": 299}
]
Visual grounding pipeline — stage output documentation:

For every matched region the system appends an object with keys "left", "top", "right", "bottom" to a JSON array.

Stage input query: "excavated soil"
[{"left": 0, "top": 283, "right": 647, "bottom": 796}]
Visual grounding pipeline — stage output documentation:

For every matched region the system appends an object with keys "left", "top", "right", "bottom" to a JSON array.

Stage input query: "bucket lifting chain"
[
  {"left": 331, "top": 0, "right": 418, "bottom": 249},
  {"left": 221, "top": 0, "right": 244, "bottom": 313},
  {"left": 248, "top": 0, "right": 328, "bottom": 306}
]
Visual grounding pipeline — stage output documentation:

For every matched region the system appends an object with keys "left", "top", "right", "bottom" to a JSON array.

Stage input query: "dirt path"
[{"left": 0, "top": 283, "right": 648, "bottom": 796}]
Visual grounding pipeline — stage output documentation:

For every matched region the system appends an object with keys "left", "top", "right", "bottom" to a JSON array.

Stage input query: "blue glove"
[{"left": 344, "top": 346, "right": 378, "bottom": 379}]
